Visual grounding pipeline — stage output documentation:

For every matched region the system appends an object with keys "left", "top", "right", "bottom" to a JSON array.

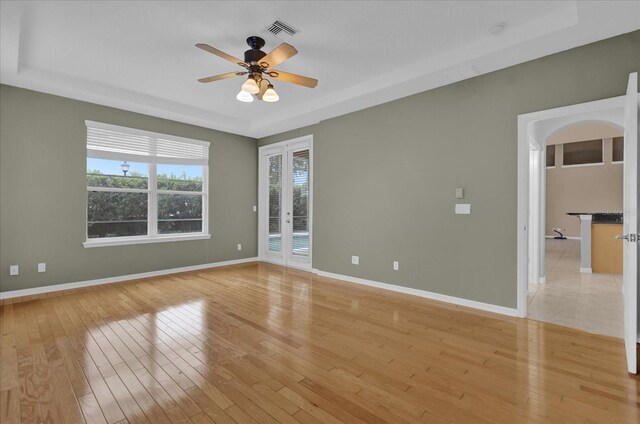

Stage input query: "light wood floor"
[{"left": 1, "top": 263, "right": 638, "bottom": 424}]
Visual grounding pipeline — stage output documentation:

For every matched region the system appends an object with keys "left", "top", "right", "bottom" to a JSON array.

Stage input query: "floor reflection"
[{"left": 3, "top": 262, "right": 637, "bottom": 424}]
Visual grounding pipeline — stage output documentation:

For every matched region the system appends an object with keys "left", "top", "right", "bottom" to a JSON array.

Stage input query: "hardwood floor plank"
[
  {"left": 0, "top": 304, "right": 20, "bottom": 424},
  {"left": 188, "top": 413, "right": 215, "bottom": 424},
  {"left": 183, "top": 387, "right": 235, "bottom": 424},
  {"left": 78, "top": 393, "right": 107, "bottom": 424},
  {"left": 112, "top": 362, "right": 174, "bottom": 424},
  {"left": 223, "top": 405, "right": 258, "bottom": 424},
  {"left": 103, "top": 372, "right": 151, "bottom": 424},
  {"left": 15, "top": 304, "right": 42, "bottom": 424}
]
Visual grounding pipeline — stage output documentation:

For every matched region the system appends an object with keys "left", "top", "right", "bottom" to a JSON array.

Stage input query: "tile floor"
[{"left": 528, "top": 239, "right": 623, "bottom": 338}]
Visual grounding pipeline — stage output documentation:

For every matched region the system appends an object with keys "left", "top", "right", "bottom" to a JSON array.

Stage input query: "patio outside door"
[{"left": 259, "top": 136, "right": 312, "bottom": 270}]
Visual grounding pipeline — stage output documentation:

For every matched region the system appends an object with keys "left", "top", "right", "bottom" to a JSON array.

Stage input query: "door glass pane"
[
  {"left": 87, "top": 191, "right": 148, "bottom": 238},
  {"left": 268, "top": 154, "right": 282, "bottom": 252},
  {"left": 292, "top": 150, "right": 310, "bottom": 256},
  {"left": 157, "top": 194, "right": 203, "bottom": 234}
]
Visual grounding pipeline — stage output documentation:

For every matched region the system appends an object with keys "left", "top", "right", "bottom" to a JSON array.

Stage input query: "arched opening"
[{"left": 528, "top": 119, "right": 624, "bottom": 338}]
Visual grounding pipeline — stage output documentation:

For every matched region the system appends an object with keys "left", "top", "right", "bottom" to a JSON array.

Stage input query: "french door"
[{"left": 259, "top": 136, "right": 312, "bottom": 270}]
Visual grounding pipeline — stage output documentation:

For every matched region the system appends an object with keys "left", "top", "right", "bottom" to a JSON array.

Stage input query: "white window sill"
[{"left": 83, "top": 233, "right": 211, "bottom": 248}]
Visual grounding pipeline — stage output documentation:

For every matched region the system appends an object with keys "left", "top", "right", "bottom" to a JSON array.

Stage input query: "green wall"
[
  {"left": 260, "top": 31, "right": 640, "bottom": 308},
  {"left": 1, "top": 32, "right": 638, "bottom": 305},
  {"left": 0, "top": 85, "right": 258, "bottom": 293}
]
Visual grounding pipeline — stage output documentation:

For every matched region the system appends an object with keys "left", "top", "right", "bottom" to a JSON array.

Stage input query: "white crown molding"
[
  {"left": 1, "top": 66, "right": 252, "bottom": 136},
  {"left": 1, "top": 2, "right": 639, "bottom": 138},
  {"left": 0, "top": 257, "right": 258, "bottom": 300},
  {"left": 311, "top": 268, "right": 518, "bottom": 317}
]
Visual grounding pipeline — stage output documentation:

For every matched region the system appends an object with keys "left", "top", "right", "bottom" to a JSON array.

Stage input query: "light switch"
[
  {"left": 38, "top": 263, "right": 46, "bottom": 273},
  {"left": 9, "top": 265, "right": 19, "bottom": 276},
  {"left": 455, "top": 204, "right": 471, "bottom": 214},
  {"left": 455, "top": 188, "right": 464, "bottom": 199}
]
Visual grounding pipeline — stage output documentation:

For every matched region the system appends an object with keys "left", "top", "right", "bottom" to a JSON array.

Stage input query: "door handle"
[{"left": 616, "top": 234, "right": 638, "bottom": 242}]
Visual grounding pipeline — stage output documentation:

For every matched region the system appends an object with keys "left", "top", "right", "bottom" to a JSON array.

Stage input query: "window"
[
  {"left": 546, "top": 144, "right": 555, "bottom": 167},
  {"left": 562, "top": 139, "right": 603, "bottom": 166},
  {"left": 612, "top": 136, "right": 624, "bottom": 162},
  {"left": 84, "top": 121, "right": 210, "bottom": 247}
]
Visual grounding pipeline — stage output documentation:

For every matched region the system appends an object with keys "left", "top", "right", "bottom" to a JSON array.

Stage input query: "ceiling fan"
[{"left": 196, "top": 36, "right": 318, "bottom": 103}]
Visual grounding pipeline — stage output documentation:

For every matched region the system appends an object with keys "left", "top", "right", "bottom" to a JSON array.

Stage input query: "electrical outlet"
[
  {"left": 38, "top": 263, "right": 46, "bottom": 273},
  {"left": 393, "top": 261, "right": 399, "bottom": 271},
  {"left": 9, "top": 265, "right": 19, "bottom": 276},
  {"left": 351, "top": 256, "right": 359, "bottom": 265},
  {"left": 237, "top": 244, "right": 242, "bottom": 251}
]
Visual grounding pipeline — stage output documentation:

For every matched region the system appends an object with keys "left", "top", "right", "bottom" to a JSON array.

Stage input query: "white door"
[
  {"left": 259, "top": 136, "right": 312, "bottom": 270},
  {"left": 621, "top": 72, "right": 639, "bottom": 374}
]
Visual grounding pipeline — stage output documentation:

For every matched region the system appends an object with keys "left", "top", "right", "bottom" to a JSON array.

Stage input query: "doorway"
[
  {"left": 258, "top": 135, "right": 313, "bottom": 270},
  {"left": 517, "top": 72, "right": 639, "bottom": 374},
  {"left": 528, "top": 122, "right": 624, "bottom": 338}
]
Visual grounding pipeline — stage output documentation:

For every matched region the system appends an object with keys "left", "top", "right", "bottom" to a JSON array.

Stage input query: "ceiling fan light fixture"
[
  {"left": 262, "top": 84, "right": 279, "bottom": 102},
  {"left": 241, "top": 75, "right": 260, "bottom": 94},
  {"left": 236, "top": 89, "right": 254, "bottom": 102},
  {"left": 196, "top": 36, "right": 317, "bottom": 103}
]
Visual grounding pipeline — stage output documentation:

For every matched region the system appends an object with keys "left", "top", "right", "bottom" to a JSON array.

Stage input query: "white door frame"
[
  {"left": 517, "top": 96, "right": 625, "bottom": 318},
  {"left": 258, "top": 135, "right": 313, "bottom": 271}
]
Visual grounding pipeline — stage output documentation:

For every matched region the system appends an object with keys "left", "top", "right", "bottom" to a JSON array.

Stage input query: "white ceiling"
[{"left": 1, "top": 1, "right": 639, "bottom": 138}]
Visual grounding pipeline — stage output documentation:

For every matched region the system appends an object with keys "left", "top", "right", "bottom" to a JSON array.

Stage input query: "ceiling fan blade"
[
  {"left": 196, "top": 43, "right": 248, "bottom": 68},
  {"left": 198, "top": 71, "right": 245, "bottom": 83},
  {"left": 269, "top": 70, "right": 318, "bottom": 88},
  {"left": 259, "top": 43, "right": 298, "bottom": 69},
  {"left": 256, "top": 79, "right": 269, "bottom": 100}
]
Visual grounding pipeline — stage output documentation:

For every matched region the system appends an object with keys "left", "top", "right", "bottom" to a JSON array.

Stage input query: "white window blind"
[{"left": 86, "top": 121, "right": 210, "bottom": 166}]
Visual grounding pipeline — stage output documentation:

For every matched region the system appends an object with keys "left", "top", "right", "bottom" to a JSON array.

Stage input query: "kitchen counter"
[
  {"left": 567, "top": 213, "right": 623, "bottom": 274},
  {"left": 566, "top": 212, "right": 623, "bottom": 224}
]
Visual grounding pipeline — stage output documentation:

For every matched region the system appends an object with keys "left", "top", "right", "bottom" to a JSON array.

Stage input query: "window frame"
[
  {"left": 560, "top": 138, "right": 605, "bottom": 168},
  {"left": 83, "top": 121, "right": 210, "bottom": 248},
  {"left": 612, "top": 136, "right": 624, "bottom": 164},
  {"left": 545, "top": 144, "right": 556, "bottom": 168}
]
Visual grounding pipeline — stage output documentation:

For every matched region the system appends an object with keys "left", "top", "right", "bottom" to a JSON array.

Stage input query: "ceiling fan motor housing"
[{"left": 245, "top": 36, "right": 267, "bottom": 65}]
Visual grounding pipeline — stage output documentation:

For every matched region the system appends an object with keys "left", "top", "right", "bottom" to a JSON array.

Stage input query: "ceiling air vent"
[{"left": 264, "top": 20, "right": 299, "bottom": 41}]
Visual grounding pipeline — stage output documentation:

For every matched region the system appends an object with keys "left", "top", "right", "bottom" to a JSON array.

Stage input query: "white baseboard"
[
  {"left": 311, "top": 268, "right": 518, "bottom": 317},
  {"left": 2, "top": 259, "right": 517, "bottom": 318},
  {"left": 580, "top": 267, "right": 593, "bottom": 274},
  {"left": 538, "top": 276, "right": 546, "bottom": 283},
  {"left": 0, "top": 257, "right": 258, "bottom": 300},
  {"left": 259, "top": 257, "right": 311, "bottom": 272}
]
